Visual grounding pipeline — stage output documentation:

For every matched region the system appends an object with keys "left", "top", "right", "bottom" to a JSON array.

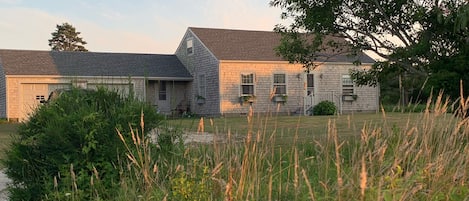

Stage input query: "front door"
[
  {"left": 304, "top": 74, "right": 315, "bottom": 115},
  {"left": 156, "top": 81, "right": 171, "bottom": 113}
]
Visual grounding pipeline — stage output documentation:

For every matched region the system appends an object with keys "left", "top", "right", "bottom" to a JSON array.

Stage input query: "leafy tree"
[
  {"left": 271, "top": 0, "right": 469, "bottom": 102},
  {"left": 48, "top": 22, "right": 88, "bottom": 51}
]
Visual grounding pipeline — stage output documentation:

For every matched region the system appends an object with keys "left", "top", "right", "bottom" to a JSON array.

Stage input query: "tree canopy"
[
  {"left": 48, "top": 22, "right": 88, "bottom": 52},
  {"left": 271, "top": 0, "right": 469, "bottom": 101}
]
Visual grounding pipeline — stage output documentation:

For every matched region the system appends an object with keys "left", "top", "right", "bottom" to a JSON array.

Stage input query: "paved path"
[{"left": 0, "top": 170, "right": 9, "bottom": 201}]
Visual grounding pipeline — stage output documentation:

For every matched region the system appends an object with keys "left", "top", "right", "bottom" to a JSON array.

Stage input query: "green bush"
[
  {"left": 312, "top": 100, "right": 337, "bottom": 115},
  {"left": 2, "top": 87, "right": 164, "bottom": 201}
]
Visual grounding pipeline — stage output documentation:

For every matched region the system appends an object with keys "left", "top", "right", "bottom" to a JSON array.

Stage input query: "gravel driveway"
[{"left": 0, "top": 170, "right": 9, "bottom": 201}]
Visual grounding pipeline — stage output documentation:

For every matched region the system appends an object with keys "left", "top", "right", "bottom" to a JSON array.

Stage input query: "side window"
[
  {"left": 241, "top": 73, "right": 255, "bottom": 96},
  {"left": 198, "top": 74, "right": 206, "bottom": 98},
  {"left": 342, "top": 74, "right": 354, "bottom": 95},
  {"left": 186, "top": 38, "right": 194, "bottom": 55},
  {"left": 273, "top": 74, "right": 287, "bottom": 95},
  {"left": 159, "top": 81, "right": 167, "bottom": 100}
]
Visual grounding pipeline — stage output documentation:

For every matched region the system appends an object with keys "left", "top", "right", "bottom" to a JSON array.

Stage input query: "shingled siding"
[
  {"left": 218, "top": 62, "right": 379, "bottom": 115},
  {"left": 0, "top": 65, "right": 6, "bottom": 118},
  {"left": 313, "top": 63, "right": 379, "bottom": 113},
  {"left": 175, "top": 30, "right": 220, "bottom": 115},
  {"left": 5, "top": 76, "right": 146, "bottom": 121},
  {"left": 219, "top": 61, "right": 306, "bottom": 115}
]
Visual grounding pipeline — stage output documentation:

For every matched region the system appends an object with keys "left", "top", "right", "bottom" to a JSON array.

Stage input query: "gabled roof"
[
  {"left": 189, "top": 27, "right": 375, "bottom": 63},
  {"left": 0, "top": 49, "right": 192, "bottom": 79}
]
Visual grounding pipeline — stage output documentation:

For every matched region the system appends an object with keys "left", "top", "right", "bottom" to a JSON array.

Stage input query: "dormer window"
[{"left": 186, "top": 38, "right": 193, "bottom": 55}]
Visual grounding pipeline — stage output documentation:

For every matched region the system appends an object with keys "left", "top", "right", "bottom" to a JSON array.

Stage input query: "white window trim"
[
  {"left": 186, "top": 38, "right": 194, "bottom": 56},
  {"left": 272, "top": 73, "right": 287, "bottom": 95},
  {"left": 341, "top": 74, "right": 354, "bottom": 95},
  {"left": 240, "top": 73, "right": 255, "bottom": 96}
]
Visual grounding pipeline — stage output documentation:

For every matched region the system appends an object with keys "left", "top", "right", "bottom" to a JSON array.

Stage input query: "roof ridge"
[{"left": 189, "top": 27, "right": 276, "bottom": 33}]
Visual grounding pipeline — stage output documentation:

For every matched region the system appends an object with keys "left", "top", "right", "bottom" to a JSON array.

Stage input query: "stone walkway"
[{"left": 0, "top": 170, "right": 9, "bottom": 201}]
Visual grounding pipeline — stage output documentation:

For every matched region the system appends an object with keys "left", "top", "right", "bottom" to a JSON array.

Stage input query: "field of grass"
[
  {"left": 2, "top": 94, "right": 469, "bottom": 200},
  {"left": 167, "top": 112, "right": 425, "bottom": 145}
]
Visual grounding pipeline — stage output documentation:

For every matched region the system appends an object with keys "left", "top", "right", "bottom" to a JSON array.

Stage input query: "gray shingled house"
[
  {"left": 175, "top": 27, "right": 379, "bottom": 116},
  {"left": 0, "top": 50, "right": 192, "bottom": 121},
  {"left": 0, "top": 27, "right": 379, "bottom": 121}
]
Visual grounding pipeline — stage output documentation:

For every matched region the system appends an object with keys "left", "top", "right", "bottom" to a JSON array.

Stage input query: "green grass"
[
  {"left": 0, "top": 123, "right": 18, "bottom": 168},
  {"left": 2, "top": 96, "right": 468, "bottom": 200},
  {"left": 167, "top": 112, "right": 426, "bottom": 145}
]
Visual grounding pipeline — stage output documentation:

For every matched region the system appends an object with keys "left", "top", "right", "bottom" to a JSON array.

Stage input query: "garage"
[{"left": 21, "top": 83, "right": 49, "bottom": 120}]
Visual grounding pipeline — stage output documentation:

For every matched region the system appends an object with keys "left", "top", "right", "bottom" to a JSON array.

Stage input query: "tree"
[
  {"left": 270, "top": 0, "right": 469, "bottom": 102},
  {"left": 48, "top": 22, "right": 88, "bottom": 51}
]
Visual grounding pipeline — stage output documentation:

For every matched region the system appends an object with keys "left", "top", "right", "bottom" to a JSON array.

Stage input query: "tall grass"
[{"left": 47, "top": 91, "right": 469, "bottom": 200}]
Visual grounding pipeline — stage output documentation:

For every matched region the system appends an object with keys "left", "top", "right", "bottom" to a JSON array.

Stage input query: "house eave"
[
  {"left": 219, "top": 60, "right": 375, "bottom": 66},
  {"left": 5, "top": 75, "right": 193, "bottom": 81}
]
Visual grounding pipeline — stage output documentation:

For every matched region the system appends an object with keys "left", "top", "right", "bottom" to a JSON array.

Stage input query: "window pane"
[
  {"left": 342, "top": 75, "right": 354, "bottom": 94},
  {"left": 187, "top": 39, "right": 193, "bottom": 55},
  {"left": 242, "top": 85, "right": 254, "bottom": 95},
  {"left": 242, "top": 74, "right": 253, "bottom": 84},
  {"left": 307, "top": 74, "right": 314, "bottom": 87},
  {"left": 274, "top": 74, "right": 285, "bottom": 84},
  {"left": 274, "top": 85, "right": 286, "bottom": 94}
]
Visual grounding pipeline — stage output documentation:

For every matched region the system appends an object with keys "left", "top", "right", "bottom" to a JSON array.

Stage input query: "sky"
[{"left": 0, "top": 0, "right": 287, "bottom": 54}]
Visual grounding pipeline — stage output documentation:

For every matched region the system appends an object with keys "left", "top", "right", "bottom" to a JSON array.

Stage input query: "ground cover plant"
[{"left": 1, "top": 91, "right": 469, "bottom": 200}]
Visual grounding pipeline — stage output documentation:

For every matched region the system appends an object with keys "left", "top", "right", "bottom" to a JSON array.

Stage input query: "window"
[
  {"left": 307, "top": 74, "right": 314, "bottom": 96},
  {"left": 186, "top": 38, "right": 193, "bottom": 55},
  {"left": 241, "top": 73, "right": 255, "bottom": 96},
  {"left": 342, "top": 74, "right": 354, "bottom": 95},
  {"left": 35, "top": 95, "right": 45, "bottom": 101},
  {"left": 273, "top": 74, "right": 287, "bottom": 95},
  {"left": 198, "top": 74, "right": 206, "bottom": 98},
  {"left": 159, "top": 81, "right": 167, "bottom": 100}
]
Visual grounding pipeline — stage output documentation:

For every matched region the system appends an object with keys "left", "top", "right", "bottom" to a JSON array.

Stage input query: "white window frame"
[
  {"left": 342, "top": 74, "right": 354, "bottom": 95},
  {"left": 198, "top": 74, "right": 206, "bottom": 98},
  {"left": 186, "top": 38, "right": 194, "bottom": 55},
  {"left": 240, "top": 73, "right": 255, "bottom": 96},
  {"left": 273, "top": 73, "right": 287, "bottom": 95}
]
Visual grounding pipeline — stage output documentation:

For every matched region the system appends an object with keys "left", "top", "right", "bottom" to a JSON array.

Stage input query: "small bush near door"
[
  {"left": 2, "top": 87, "right": 166, "bottom": 201},
  {"left": 313, "top": 100, "right": 337, "bottom": 115}
]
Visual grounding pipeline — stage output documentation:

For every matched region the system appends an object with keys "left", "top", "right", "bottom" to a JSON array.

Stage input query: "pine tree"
[{"left": 48, "top": 22, "right": 88, "bottom": 51}]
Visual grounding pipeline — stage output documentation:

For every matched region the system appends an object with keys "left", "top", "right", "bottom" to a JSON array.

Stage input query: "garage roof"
[{"left": 0, "top": 49, "right": 192, "bottom": 79}]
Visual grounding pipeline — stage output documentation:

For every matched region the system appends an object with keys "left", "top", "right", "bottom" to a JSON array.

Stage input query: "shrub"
[
  {"left": 2, "top": 87, "right": 164, "bottom": 201},
  {"left": 312, "top": 100, "right": 337, "bottom": 115}
]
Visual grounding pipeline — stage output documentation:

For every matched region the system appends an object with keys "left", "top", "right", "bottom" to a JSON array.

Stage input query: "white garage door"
[{"left": 21, "top": 84, "right": 49, "bottom": 120}]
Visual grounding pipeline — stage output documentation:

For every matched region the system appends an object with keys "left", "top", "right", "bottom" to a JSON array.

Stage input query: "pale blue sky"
[{"left": 0, "top": 0, "right": 286, "bottom": 54}]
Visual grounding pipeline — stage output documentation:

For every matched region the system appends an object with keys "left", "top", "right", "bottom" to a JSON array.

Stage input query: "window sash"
[
  {"left": 241, "top": 74, "right": 254, "bottom": 96},
  {"left": 273, "top": 74, "right": 287, "bottom": 95},
  {"left": 342, "top": 75, "right": 354, "bottom": 94},
  {"left": 186, "top": 39, "right": 193, "bottom": 55}
]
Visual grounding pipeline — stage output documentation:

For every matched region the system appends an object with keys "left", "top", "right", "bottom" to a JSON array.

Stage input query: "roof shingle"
[
  {"left": 0, "top": 49, "right": 192, "bottom": 79},
  {"left": 189, "top": 27, "right": 375, "bottom": 63}
]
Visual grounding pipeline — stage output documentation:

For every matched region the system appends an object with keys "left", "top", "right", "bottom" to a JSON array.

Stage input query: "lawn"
[
  {"left": 1, "top": 108, "right": 467, "bottom": 200},
  {"left": 0, "top": 123, "right": 18, "bottom": 168},
  {"left": 167, "top": 112, "right": 424, "bottom": 145},
  {"left": 0, "top": 112, "right": 422, "bottom": 161}
]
